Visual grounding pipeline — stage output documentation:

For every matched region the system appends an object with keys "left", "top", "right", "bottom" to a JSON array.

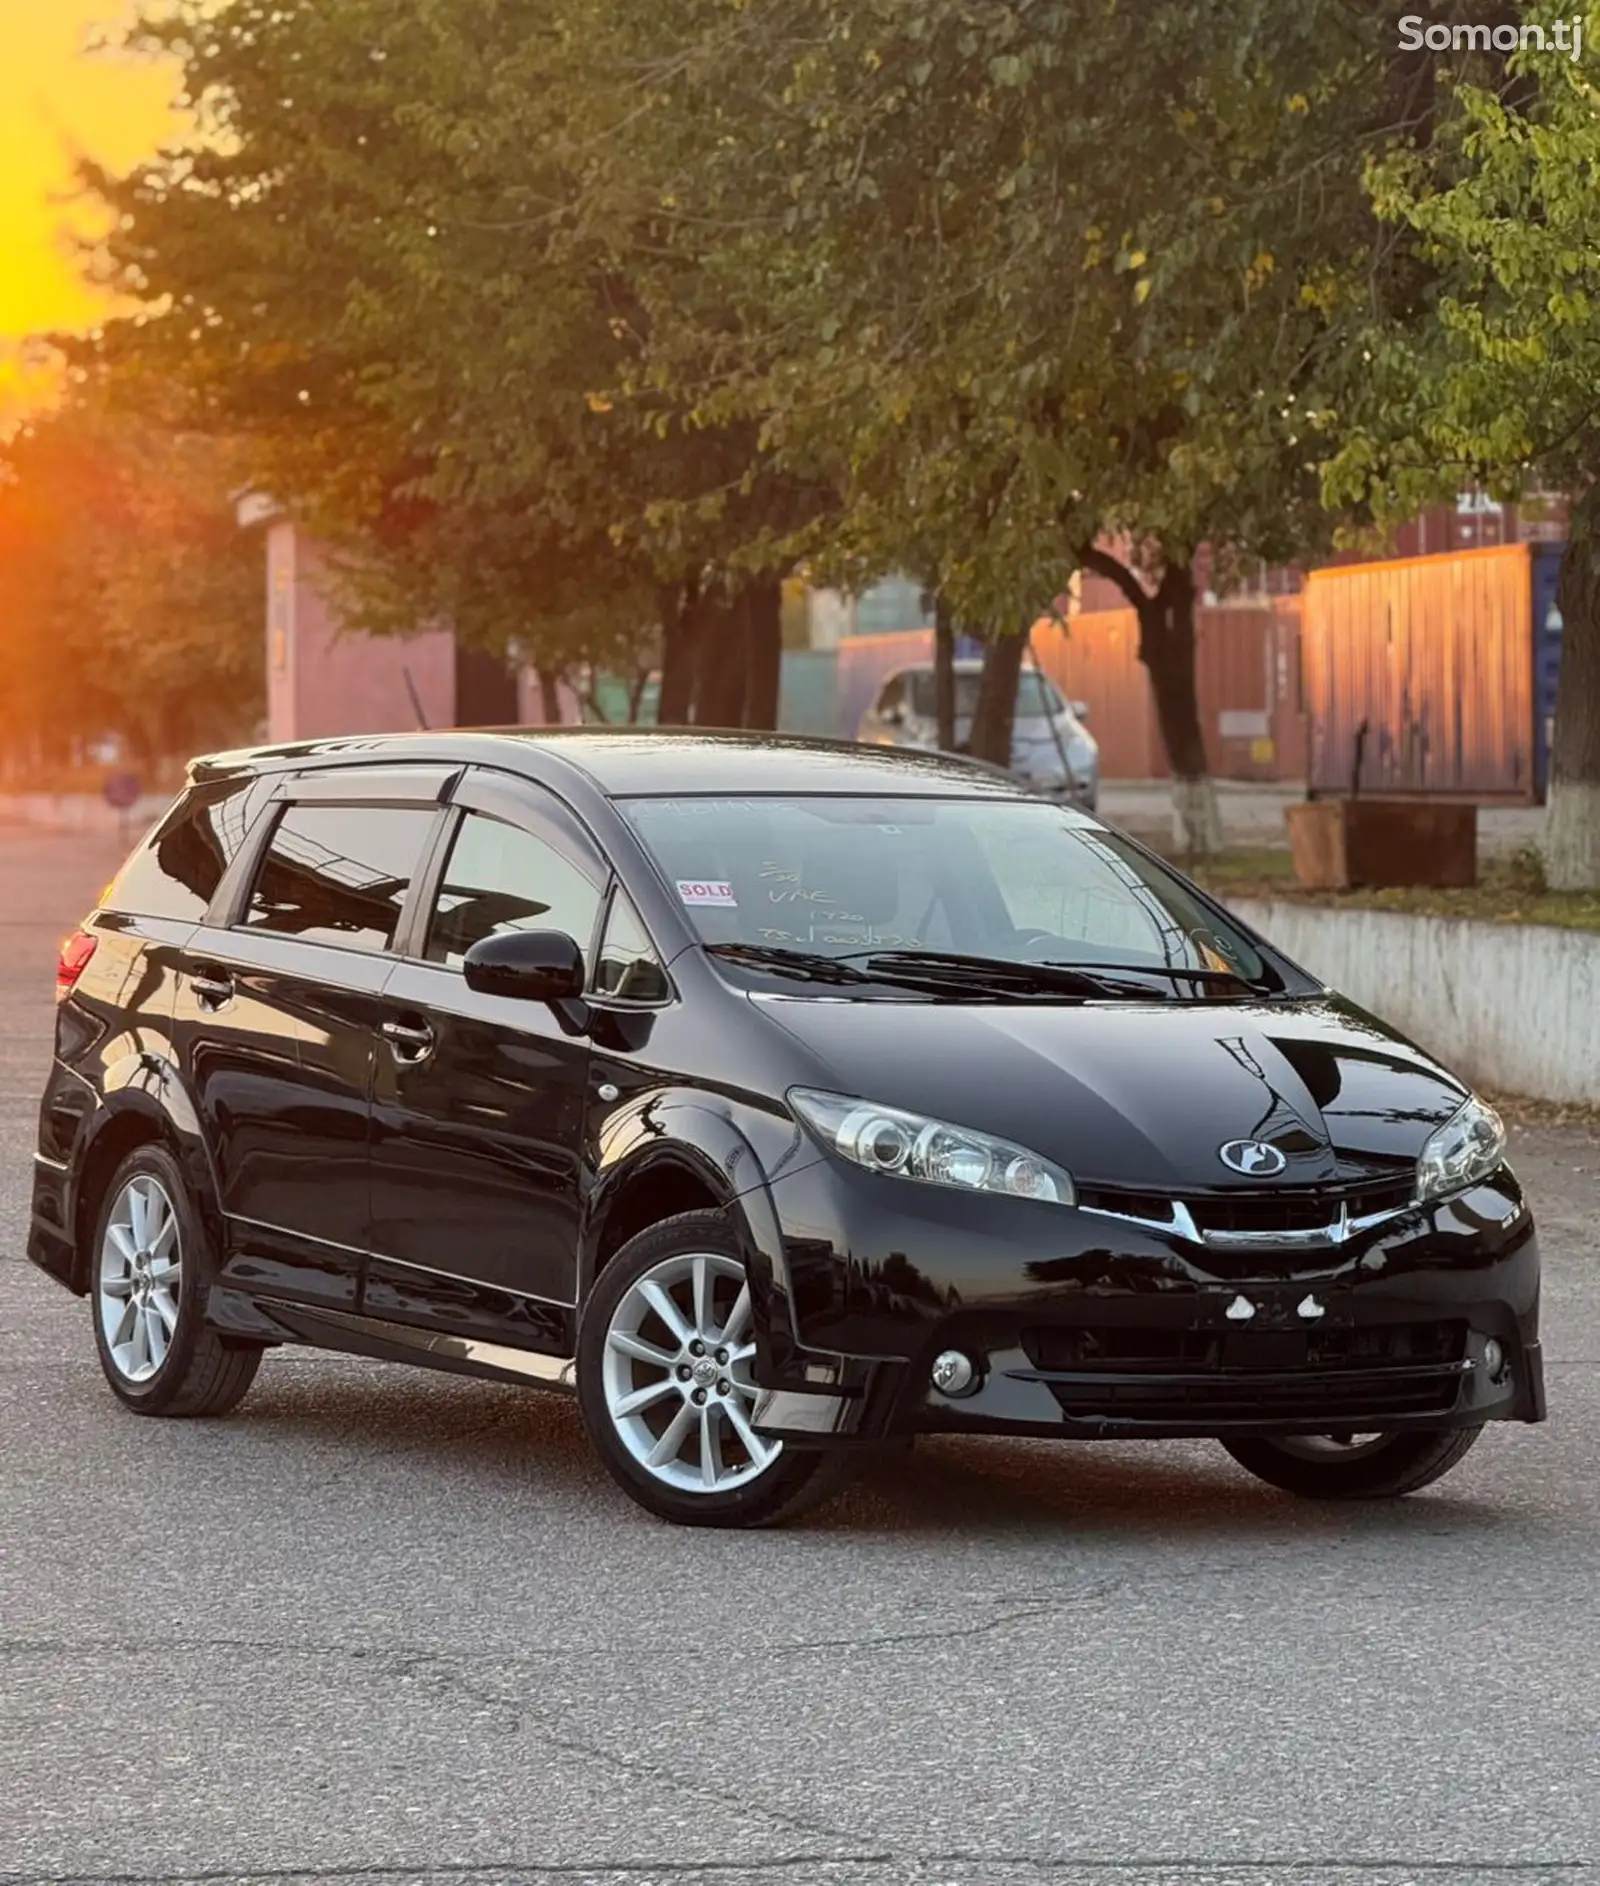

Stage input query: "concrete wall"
[
  {"left": 1231, "top": 898, "right": 1600, "bottom": 1105},
  {"left": 263, "top": 521, "right": 581, "bottom": 739},
  {"left": 266, "top": 523, "right": 457, "bottom": 742}
]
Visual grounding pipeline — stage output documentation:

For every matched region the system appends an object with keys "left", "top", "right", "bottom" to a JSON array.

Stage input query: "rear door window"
[
  {"left": 104, "top": 778, "right": 272, "bottom": 924},
  {"left": 240, "top": 803, "right": 438, "bottom": 952}
]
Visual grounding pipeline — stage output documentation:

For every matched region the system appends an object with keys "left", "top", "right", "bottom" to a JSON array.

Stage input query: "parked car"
[
  {"left": 858, "top": 658, "right": 1100, "bottom": 809},
  {"left": 30, "top": 731, "right": 1542, "bottom": 1526}
]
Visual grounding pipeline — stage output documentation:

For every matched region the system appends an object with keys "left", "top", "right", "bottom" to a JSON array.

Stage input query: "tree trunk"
[
  {"left": 535, "top": 667, "right": 564, "bottom": 726},
  {"left": 934, "top": 594, "right": 957, "bottom": 751},
  {"left": 693, "top": 588, "right": 747, "bottom": 727},
  {"left": 1544, "top": 491, "right": 1600, "bottom": 890},
  {"left": 1140, "top": 565, "right": 1221, "bottom": 857},
  {"left": 657, "top": 578, "right": 699, "bottom": 726},
  {"left": 742, "top": 576, "right": 783, "bottom": 731},
  {"left": 1079, "top": 545, "right": 1221, "bottom": 856},
  {"left": 968, "top": 628, "right": 1025, "bottom": 766}
]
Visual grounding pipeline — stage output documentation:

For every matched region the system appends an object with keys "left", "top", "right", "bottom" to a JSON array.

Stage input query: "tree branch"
[{"left": 1078, "top": 544, "right": 1154, "bottom": 614}]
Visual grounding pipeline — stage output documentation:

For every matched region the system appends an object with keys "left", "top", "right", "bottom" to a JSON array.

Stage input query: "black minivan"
[{"left": 29, "top": 730, "right": 1543, "bottom": 1525}]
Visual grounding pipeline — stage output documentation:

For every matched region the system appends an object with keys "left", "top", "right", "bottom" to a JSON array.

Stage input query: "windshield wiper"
[
  {"left": 843, "top": 950, "right": 1116, "bottom": 999},
  {"left": 850, "top": 949, "right": 1271, "bottom": 1000},
  {"left": 704, "top": 944, "right": 875, "bottom": 986},
  {"left": 706, "top": 942, "right": 1246, "bottom": 1002},
  {"left": 1035, "top": 958, "right": 1266, "bottom": 992},
  {"left": 706, "top": 943, "right": 1082, "bottom": 1001}
]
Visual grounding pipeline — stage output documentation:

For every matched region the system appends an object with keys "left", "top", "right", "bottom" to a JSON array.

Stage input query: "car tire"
[
  {"left": 1220, "top": 1427, "right": 1483, "bottom": 1500},
  {"left": 577, "top": 1209, "right": 845, "bottom": 1528},
  {"left": 90, "top": 1145, "right": 263, "bottom": 1418}
]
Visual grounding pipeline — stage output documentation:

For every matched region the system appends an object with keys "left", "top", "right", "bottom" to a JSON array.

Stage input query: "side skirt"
[{"left": 207, "top": 1287, "right": 576, "bottom": 1392}]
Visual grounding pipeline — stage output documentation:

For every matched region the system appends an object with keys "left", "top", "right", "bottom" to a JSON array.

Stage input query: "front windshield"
[
  {"left": 907, "top": 672, "right": 1063, "bottom": 721},
  {"left": 621, "top": 794, "right": 1273, "bottom": 986}
]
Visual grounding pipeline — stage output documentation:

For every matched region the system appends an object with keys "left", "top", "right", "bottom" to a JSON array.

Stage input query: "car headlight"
[
  {"left": 788, "top": 1088, "right": 1075, "bottom": 1205},
  {"left": 1416, "top": 1095, "right": 1506, "bottom": 1203}
]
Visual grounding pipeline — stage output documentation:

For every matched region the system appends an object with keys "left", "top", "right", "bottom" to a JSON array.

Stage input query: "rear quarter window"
[{"left": 103, "top": 778, "right": 272, "bottom": 924}]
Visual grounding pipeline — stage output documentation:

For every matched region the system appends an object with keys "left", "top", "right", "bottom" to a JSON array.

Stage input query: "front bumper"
[{"left": 749, "top": 1159, "right": 1543, "bottom": 1445}]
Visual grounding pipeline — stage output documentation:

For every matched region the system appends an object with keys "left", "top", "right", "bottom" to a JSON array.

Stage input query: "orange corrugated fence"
[{"left": 1030, "top": 602, "right": 1306, "bottom": 781}]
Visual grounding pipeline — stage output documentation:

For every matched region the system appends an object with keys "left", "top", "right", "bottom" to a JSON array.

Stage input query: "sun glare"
[{"left": 0, "top": 0, "right": 183, "bottom": 420}]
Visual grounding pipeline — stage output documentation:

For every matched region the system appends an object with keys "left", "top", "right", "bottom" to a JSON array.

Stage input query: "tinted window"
[
  {"left": 104, "top": 778, "right": 271, "bottom": 923},
  {"left": 594, "top": 892, "right": 670, "bottom": 1002},
  {"left": 241, "top": 803, "right": 437, "bottom": 952},
  {"left": 426, "top": 812, "right": 602, "bottom": 969},
  {"left": 907, "top": 671, "right": 1062, "bottom": 721}
]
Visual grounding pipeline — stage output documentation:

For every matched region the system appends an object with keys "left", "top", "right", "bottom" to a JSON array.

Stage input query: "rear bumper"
[
  {"left": 28, "top": 1151, "right": 79, "bottom": 1293},
  {"left": 750, "top": 1160, "right": 1544, "bottom": 1445}
]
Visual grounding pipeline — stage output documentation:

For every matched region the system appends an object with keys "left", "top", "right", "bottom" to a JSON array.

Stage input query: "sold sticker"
[{"left": 676, "top": 879, "right": 738, "bottom": 907}]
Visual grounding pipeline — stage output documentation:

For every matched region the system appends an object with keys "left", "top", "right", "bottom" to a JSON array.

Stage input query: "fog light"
[
  {"left": 931, "top": 1349, "right": 978, "bottom": 1397},
  {"left": 1483, "top": 1338, "right": 1506, "bottom": 1381}
]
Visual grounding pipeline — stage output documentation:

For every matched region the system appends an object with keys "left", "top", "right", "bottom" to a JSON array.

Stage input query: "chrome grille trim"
[{"left": 1080, "top": 1198, "right": 1415, "bottom": 1249}]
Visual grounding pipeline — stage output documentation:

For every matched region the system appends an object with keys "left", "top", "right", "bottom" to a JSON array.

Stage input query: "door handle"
[
  {"left": 190, "top": 970, "right": 234, "bottom": 1008},
  {"left": 381, "top": 1018, "right": 435, "bottom": 1064}
]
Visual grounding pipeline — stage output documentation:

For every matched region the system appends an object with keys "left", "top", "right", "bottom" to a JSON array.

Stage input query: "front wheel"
[
  {"left": 1220, "top": 1427, "right": 1483, "bottom": 1500},
  {"left": 577, "top": 1210, "right": 843, "bottom": 1527}
]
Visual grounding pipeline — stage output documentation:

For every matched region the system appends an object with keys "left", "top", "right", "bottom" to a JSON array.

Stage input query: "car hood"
[{"left": 758, "top": 994, "right": 1468, "bottom": 1190}]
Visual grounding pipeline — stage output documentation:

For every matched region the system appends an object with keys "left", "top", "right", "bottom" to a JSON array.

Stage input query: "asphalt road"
[{"left": 2, "top": 826, "right": 1597, "bottom": 1886}]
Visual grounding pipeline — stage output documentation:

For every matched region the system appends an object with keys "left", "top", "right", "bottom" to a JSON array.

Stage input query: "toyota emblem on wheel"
[{"left": 1218, "top": 1139, "right": 1288, "bottom": 1176}]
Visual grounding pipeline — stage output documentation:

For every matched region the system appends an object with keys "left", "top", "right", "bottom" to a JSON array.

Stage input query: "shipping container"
[
  {"left": 777, "top": 649, "right": 841, "bottom": 736},
  {"left": 1302, "top": 543, "right": 1566, "bottom": 804},
  {"left": 833, "top": 629, "right": 935, "bottom": 737},
  {"left": 1031, "top": 603, "right": 1305, "bottom": 781}
]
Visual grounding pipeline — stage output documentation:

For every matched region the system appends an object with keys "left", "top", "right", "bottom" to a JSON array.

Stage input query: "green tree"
[
  {"left": 1327, "top": 9, "right": 1600, "bottom": 887},
  {"left": 0, "top": 386, "right": 263, "bottom": 775},
  {"left": 85, "top": 0, "right": 825, "bottom": 728},
  {"left": 568, "top": 0, "right": 1429, "bottom": 847}
]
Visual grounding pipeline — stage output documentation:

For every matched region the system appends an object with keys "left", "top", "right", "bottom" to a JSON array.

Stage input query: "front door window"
[{"left": 425, "top": 811, "right": 603, "bottom": 969}]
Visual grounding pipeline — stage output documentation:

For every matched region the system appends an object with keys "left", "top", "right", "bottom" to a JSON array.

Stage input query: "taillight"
[{"left": 56, "top": 931, "right": 98, "bottom": 1002}]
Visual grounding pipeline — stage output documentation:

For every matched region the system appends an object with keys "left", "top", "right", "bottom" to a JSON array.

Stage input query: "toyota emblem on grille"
[{"left": 1218, "top": 1139, "right": 1288, "bottom": 1177}]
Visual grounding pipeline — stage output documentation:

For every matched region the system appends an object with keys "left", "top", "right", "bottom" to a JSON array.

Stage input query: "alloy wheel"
[
  {"left": 1272, "top": 1432, "right": 1391, "bottom": 1462},
  {"left": 97, "top": 1175, "right": 183, "bottom": 1384},
  {"left": 600, "top": 1251, "right": 779, "bottom": 1493}
]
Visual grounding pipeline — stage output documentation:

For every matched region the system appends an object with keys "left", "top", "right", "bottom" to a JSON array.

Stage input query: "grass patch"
[{"left": 1171, "top": 846, "right": 1600, "bottom": 934}]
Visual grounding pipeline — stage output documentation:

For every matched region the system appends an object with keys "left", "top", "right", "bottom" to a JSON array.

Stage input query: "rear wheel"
[
  {"left": 91, "top": 1145, "right": 262, "bottom": 1418},
  {"left": 577, "top": 1209, "right": 843, "bottom": 1527},
  {"left": 1220, "top": 1427, "right": 1482, "bottom": 1499}
]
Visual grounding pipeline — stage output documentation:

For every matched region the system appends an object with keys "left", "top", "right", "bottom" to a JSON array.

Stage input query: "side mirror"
[
  {"left": 463, "top": 929, "right": 586, "bottom": 1003},
  {"left": 880, "top": 702, "right": 905, "bottom": 727},
  {"left": 1071, "top": 700, "right": 1090, "bottom": 722}
]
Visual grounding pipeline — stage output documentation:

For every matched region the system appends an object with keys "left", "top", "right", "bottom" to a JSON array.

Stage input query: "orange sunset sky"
[{"left": 0, "top": 0, "right": 181, "bottom": 422}]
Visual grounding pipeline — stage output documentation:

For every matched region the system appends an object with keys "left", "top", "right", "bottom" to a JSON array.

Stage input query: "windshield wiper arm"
[
  {"left": 1036, "top": 958, "right": 1263, "bottom": 989},
  {"left": 849, "top": 949, "right": 1268, "bottom": 999},
  {"left": 707, "top": 943, "right": 1081, "bottom": 1000},
  {"left": 845, "top": 950, "right": 1114, "bottom": 998},
  {"left": 704, "top": 944, "right": 874, "bottom": 985}
]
